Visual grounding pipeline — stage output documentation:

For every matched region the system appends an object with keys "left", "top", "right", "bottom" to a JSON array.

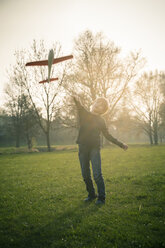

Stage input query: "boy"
[{"left": 73, "top": 96, "right": 128, "bottom": 205}]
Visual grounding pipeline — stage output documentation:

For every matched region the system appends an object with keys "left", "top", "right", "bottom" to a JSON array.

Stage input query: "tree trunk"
[
  {"left": 149, "top": 133, "right": 153, "bottom": 145},
  {"left": 26, "top": 132, "right": 32, "bottom": 149},
  {"left": 148, "top": 117, "right": 153, "bottom": 145},
  {"left": 16, "top": 133, "right": 20, "bottom": 147},
  {"left": 46, "top": 131, "right": 51, "bottom": 152},
  {"left": 16, "top": 128, "right": 20, "bottom": 147},
  {"left": 148, "top": 128, "right": 153, "bottom": 145},
  {"left": 153, "top": 121, "right": 158, "bottom": 145}
]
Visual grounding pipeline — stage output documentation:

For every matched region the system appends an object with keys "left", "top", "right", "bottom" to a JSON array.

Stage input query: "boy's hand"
[
  {"left": 72, "top": 94, "right": 82, "bottom": 109},
  {"left": 122, "top": 143, "right": 128, "bottom": 151},
  {"left": 72, "top": 94, "right": 79, "bottom": 102}
]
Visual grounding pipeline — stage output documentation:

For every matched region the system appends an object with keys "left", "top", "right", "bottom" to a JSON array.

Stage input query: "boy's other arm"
[{"left": 101, "top": 119, "right": 128, "bottom": 150}]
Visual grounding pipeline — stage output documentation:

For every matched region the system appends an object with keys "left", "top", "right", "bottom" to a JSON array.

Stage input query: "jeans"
[{"left": 78, "top": 144, "right": 105, "bottom": 201}]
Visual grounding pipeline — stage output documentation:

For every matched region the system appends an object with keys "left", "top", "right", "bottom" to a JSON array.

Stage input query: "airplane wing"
[
  {"left": 26, "top": 55, "right": 73, "bottom": 66},
  {"left": 39, "top": 78, "right": 58, "bottom": 84}
]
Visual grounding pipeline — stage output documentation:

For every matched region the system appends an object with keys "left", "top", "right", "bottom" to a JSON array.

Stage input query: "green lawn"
[{"left": 0, "top": 145, "right": 165, "bottom": 248}]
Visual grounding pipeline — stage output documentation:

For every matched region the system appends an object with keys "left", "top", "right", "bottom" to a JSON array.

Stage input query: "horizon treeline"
[{"left": 0, "top": 30, "right": 165, "bottom": 150}]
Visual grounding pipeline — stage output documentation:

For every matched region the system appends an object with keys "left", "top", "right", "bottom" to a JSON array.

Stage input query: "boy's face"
[{"left": 91, "top": 101, "right": 105, "bottom": 115}]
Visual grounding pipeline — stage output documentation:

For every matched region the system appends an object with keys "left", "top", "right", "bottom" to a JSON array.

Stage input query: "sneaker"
[
  {"left": 95, "top": 199, "right": 105, "bottom": 205},
  {"left": 84, "top": 195, "right": 97, "bottom": 202}
]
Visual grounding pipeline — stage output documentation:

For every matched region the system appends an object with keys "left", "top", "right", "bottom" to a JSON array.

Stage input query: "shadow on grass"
[{"left": 17, "top": 202, "right": 100, "bottom": 248}]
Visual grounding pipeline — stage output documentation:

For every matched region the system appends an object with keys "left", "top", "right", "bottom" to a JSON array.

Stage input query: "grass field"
[{"left": 0, "top": 145, "right": 165, "bottom": 248}]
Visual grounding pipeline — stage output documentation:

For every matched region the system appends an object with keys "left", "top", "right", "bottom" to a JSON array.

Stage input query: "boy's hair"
[{"left": 94, "top": 97, "right": 109, "bottom": 115}]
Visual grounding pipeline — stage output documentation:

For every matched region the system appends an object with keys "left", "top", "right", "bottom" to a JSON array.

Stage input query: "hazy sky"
[{"left": 0, "top": 0, "right": 165, "bottom": 104}]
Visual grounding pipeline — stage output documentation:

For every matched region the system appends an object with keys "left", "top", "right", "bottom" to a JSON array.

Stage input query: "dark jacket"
[{"left": 73, "top": 97, "right": 124, "bottom": 148}]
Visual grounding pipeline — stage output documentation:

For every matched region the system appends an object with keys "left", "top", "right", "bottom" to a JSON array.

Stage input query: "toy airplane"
[{"left": 26, "top": 49, "right": 73, "bottom": 84}]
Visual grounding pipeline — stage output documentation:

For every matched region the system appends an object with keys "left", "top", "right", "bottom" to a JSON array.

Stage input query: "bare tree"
[
  {"left": 159, "top": 72, "right": 165, "bottom": 142},
  {"left": 62, "top": 30, "right": 145, "bottom": 130},
  {"left": 5, "top": 74, "right": 38, "bottom": 148},
  {"left": 5, "top": 68, "right": 27, "bottom": 147},
  {"left": 131, "top": 71, "right": 163, "bottom": 145},
  {"left": 6, "top": 40, "right": 69, "bottom": 151},
  {"left": 20, "top": 95, "right": 39, "bottom": 149}
]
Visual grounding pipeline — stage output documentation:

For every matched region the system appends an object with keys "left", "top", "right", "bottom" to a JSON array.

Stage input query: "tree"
[
  {"left": 0, "top": 109, "right": 12, "bottom": 146},
  {"left": 131, "top": 71, "right": 163, "bottom": 145},
  {"left": 62, "top": 30, "right": 145, "bottom": 130},
  {"left": 159, "top": 72, "right": 165, "bottom": 142},
  {"left": 5, "top": 73, "right": 26, "bottom": 147},
  {"left": 5, "top": 82, "right": 38, "bottom": 148},
  {"left": 20, "top": 95, "right": 39, "bottom": 149},
  {"left": 6, "top": 40, "right": 69, "bottom": 151},
  {"left": 112, "top": 96, "right": 139, "bottom": 143}
]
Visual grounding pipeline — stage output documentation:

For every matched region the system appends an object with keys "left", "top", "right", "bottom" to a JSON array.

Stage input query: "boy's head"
[{"left": 91, "top": 97, "right": 109, "bottom": 115}]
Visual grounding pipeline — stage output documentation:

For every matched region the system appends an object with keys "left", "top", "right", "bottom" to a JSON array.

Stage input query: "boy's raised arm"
[{"left": 72, "top": 96, "right": 82, "bottom": 110}]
